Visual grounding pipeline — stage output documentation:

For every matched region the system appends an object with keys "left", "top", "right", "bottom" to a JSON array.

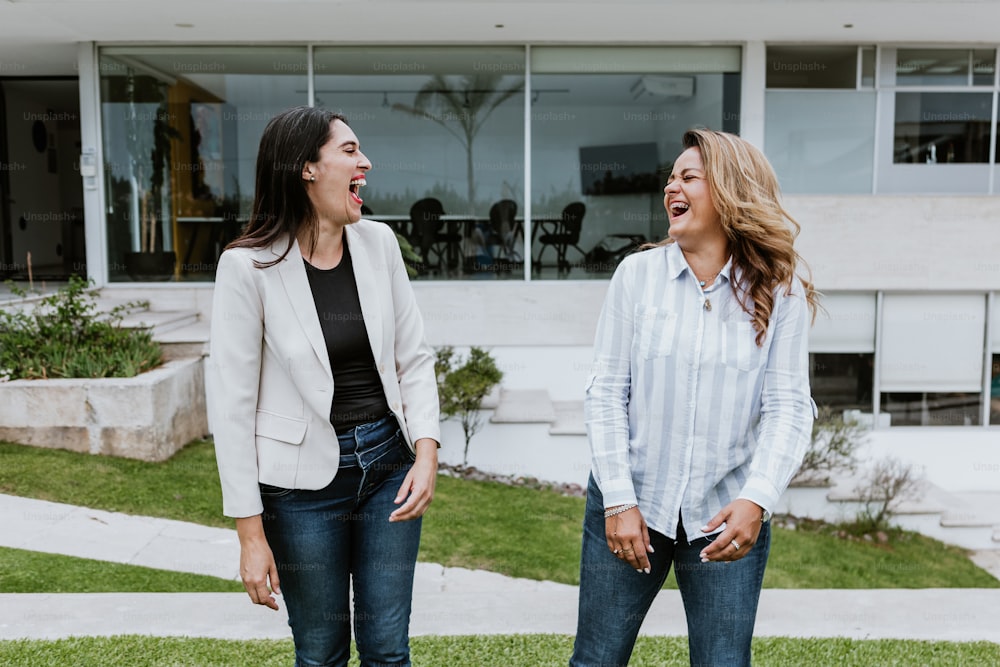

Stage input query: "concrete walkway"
[{"left": 2, "top": 493, "right": 1000, "bottom": 643}]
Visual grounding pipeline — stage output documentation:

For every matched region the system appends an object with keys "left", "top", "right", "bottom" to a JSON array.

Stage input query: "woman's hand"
[
  {"left": 389, "top": 438, "right": 438, "bottom": 522},
  {"left": 606, "top": 506, "right": 654, "bottom": 573},
  {"left": 698, "top": 499, "right": 766, "bottom": 563},
  {"left": 235, "top": 515, "right": 281, "bottom": 610}
]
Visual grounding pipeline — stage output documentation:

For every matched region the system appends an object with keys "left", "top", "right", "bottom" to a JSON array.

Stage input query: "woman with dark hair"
[
  {"left": 208, "top": 105, "right": 440, "bottom": 666},
  {"left": 571, "top": 128, "right": 818, "bottom": 667}
]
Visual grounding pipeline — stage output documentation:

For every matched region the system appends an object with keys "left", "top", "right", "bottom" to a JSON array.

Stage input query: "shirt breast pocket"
[
  {"left": 634, "top": 305, "right": 678, "bottom": 360},
  {"left": 722, "top": 320, "right": 766, "bottom": 371}
]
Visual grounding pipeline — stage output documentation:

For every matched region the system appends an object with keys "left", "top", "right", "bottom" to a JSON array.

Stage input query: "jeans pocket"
[{"left": 258, "top": 482, "right": 295, "bottom": 498}]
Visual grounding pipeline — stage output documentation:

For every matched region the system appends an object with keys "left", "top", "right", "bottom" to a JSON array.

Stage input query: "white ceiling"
[{"left": 2, "top": 0, "right": 1000, "bottom": 76}]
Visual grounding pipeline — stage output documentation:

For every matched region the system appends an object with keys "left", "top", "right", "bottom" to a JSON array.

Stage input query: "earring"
[{"left": 309, "top": 175, "right": 316, "bottom": 182}]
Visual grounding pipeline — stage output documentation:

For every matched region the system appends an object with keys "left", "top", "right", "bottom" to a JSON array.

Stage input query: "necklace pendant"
[
  {"left": 704, "top": 298, "right": 712, "bottom": 312},
  {"left": 698, "top": 280, "right": 706, "bottom": 287}
]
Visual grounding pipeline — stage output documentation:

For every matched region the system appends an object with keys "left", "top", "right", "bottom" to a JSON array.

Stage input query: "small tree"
[
  {"left": 435, "top": 346, "right": 503, "bottom": 467},
  {"left": 792, "top": 406, "right": 866, "bottom": 486},
  {"left": 852, "top": 457, "right": 921, "bottom": 534}
]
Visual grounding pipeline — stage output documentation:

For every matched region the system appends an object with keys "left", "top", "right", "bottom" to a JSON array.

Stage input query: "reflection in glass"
[
  {"left": 766, "top": 46, "right": 858, "bottom": 89},
  {"left": 896, "top": 48, "right": 970, "bottom": 86},
  {"left": 972, "top": 49, "right": 997, "bottom": 86},
  {"left": 880, "top": 392, "right": 981, "bottom": 426},
  {"left": 861, "top": 47, "right": 876, "bottom": 88},
  {"left": 893, "top": 92, "right": 992, "bottom": 163},
  {"left": 810, "top": 353, "right": 875, "bottom": 413},
  {"left": 314, "top": 47, "right": 525, "bottom": 280},
  {"left": 766, "top": 90, "right": 876, "bottom": 193},
  {"left": 100, "top": 47, "right": 307, "bottom": 281},
  {"left": 529, "top": 70, "right": 740, "bottom": 279}
]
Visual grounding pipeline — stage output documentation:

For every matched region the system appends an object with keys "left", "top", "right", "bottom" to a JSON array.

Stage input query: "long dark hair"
[{"left": 226, "top": 105, "right": 348, "bottom": 268}]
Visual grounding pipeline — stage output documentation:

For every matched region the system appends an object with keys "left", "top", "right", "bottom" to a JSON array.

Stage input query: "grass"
[
  {"left": 0, "top": 547, "right": 242, "bottom": 593},
  {"left": 1, "top": 635, "right": 998, "bottom": 666},
  {"left": 0, "top": 440, "right": 997, "bottom": 589}
]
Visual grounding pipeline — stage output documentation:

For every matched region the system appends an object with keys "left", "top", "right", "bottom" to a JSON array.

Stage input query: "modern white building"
[{"left": 1, "top": 0, "right": 999, "bottom": 431}]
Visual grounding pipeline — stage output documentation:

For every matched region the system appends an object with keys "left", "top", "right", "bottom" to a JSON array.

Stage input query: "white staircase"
[
  {"left": 97, "top": 297, "right": 210, "bottom": 361},
  {"left": 779, "top": 475, "right": 1000, "bottom": 551}
]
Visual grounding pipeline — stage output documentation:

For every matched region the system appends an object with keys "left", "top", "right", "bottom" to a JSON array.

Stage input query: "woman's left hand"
[
  {"left": 697, "top": 499, "right": 766, "bottom": 563},
  {"left": 389, "top": 438, "right": 438, "bottom": 522}
]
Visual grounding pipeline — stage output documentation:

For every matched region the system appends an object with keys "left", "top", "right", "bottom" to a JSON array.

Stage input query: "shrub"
[
  {"left": 435, "top": 346, "right": 503, "bottom": 467},
  {"left": 0, "top": 276, "right": 162, "bottom": 380},
  {"left": 395, "top": 232, "right": 421, "bottom": 279},
  {"left": 851, "top": 456, "right": 922, "bottom": 534},
  {"left": 792, "top": 406, "right": 866, "bottom": 486}
]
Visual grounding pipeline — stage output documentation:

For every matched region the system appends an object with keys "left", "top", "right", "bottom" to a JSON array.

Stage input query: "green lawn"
[
  {"left": 1, "top": 635, "right": 998, "bottom": 667},
  {"left": 0, "top": 547, "right": 241, "bottom": 593},
  {"left": 0, "top": 440, "right": 997, "bottom": 589}
]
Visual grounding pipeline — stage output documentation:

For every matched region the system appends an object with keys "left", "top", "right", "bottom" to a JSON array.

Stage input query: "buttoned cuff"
[
  {"left": 597, "top": 477, "right": 638, "bottom": 510},
  {"left": 738, "top": 474, "right": 780, "bottom": 519}
]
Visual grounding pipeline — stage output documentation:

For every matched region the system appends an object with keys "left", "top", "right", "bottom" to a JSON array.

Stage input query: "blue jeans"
[
  {"left": 260, "top": 413, "right": 420, "bottom": 667},
  {"left": 571, "top": 474, "right": 770, "bottom": 667}
]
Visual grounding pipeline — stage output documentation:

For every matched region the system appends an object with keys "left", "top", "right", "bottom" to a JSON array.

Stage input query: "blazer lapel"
[
  {"left": 345, "top": 225, "right": 384, "bottom": 364},
  {"left": 273, "top": 237, "right": 333, "bottom": 381}
]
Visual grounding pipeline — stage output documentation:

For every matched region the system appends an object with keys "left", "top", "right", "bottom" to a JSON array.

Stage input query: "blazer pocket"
[{"left": 255, "top": 409, "right": 307, "bottom": 445}]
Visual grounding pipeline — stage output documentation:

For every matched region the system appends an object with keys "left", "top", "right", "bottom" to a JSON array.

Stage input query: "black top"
[{"left": 304, "top": 238, "right": 391, "bottom": 431}]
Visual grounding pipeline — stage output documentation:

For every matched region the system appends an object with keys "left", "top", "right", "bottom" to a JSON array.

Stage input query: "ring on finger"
[{"left": 731, "top": 539, "right": 741, "bottom": 551}]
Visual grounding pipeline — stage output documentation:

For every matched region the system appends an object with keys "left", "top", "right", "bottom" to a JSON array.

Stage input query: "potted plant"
[{"left": 0, "top": 277, "right": 208, "bottom": 461}]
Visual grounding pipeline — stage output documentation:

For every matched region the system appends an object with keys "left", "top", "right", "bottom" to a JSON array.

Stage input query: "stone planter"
[{"left": 0, "top": 357, "right": 208, "bottom": 462}]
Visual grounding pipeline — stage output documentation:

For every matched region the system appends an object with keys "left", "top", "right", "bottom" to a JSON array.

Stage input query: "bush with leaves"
[
  {"left": 435, "top": 346, "right": 503, "bottom": 467},
  {"left": 792, "top": 406, "right": 867, "bottom": 486},
  {"left": 395, "top": 232, "right": 422, "bottom": 279},
  {"left": 0, "top": 276, "right": 162, "bottom": 380}
]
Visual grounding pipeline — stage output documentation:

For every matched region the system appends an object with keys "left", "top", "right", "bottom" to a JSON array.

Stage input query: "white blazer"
[{"left": 206, "top": 219, "right": 441, "bottom": 518}]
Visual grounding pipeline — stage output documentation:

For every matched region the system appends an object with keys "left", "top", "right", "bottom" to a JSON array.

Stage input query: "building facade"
[{"left": 1, "top": 1, "right": 999, "bottom": 429}]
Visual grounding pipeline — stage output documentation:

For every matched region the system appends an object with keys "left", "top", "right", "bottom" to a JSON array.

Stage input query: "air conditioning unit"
[{"left": 630, "top": 75, "right": 695, "bottom": 100}]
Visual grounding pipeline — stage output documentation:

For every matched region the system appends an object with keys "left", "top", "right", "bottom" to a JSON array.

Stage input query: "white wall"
[{"left": 790, "top": 195, "right": 1000, "bottom": 291}]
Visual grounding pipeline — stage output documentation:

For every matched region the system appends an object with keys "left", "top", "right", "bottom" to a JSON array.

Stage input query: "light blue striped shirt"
[{"left": 585, "top": 242, "right": 814, "bottom": 540}]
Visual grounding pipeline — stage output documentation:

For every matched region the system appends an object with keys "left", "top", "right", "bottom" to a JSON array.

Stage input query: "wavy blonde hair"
[{"left": 656, "top": 128, "right": 818, "bottom": 345}]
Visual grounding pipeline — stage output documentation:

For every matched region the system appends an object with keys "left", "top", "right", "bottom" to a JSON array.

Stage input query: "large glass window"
[
  {"left": 314, "top": 47, "right": 525, "bottom": 280},
  {"left": 529, "top": 46, "right": 741, "bottom": 279},
  {"left": 896, "top": 48, "right": 995, "bottom": 87},
  {"left": 880, "top": 392, "right": 982, "bottom": 426},
  {"left": 100, "top": 47, "right": 307, "bottom": 281},
  {"left": 765, "top": 46, "right": 876, "bottom": 194},
  {"left": 877, "top": 47, "right": 998, "bottom": 193},
  {"left": 766, "top": 45, "right": 864, "bottom": 89},
  {"left": 811, "top": 353, "right": 875, "bottom": 413},
  {"left": 878, "top": 293, "right": 987, "bottom": 426},
  {"left": 893, "top": 92, "right": 992, "bottom": 164},
  {"left": 808, "top": 292, "right": 877, "bottom": 415}
]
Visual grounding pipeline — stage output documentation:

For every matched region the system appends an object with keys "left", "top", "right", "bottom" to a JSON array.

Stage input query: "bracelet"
[{"left": 604, "top": 504, "right": 637, "bottom": 518}]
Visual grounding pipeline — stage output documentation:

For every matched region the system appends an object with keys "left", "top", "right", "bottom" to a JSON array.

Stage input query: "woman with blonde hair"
[{"left": 571, "top": 128, "right": 818, "bottom": 667}]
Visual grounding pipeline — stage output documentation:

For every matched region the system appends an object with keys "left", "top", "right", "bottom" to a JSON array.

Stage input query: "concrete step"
[
  {"left": 490, "top": 388, "right": 557, "bottom": 424},
  {"left": 117, "top": 309, "right": 200, "bottom": 336},
  {"left": 155, "top": 321, "right": 210, "bottom": 360},
  {"left": 550, "top": 400, "right": 585, "bottom": 435}
]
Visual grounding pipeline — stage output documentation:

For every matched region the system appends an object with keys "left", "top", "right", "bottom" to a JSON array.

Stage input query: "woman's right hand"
[
  {"left": 605, "top": 506, "right": 654, "bottom": 574},
  {"left": 235, "top": 515, "right": 281, "bottom": 610}
]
